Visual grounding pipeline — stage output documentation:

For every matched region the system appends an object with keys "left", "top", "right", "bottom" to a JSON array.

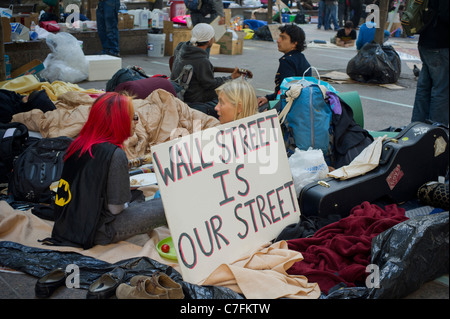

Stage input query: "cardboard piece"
[
  {"left": 163, "top": 20, "right": 191, "bottom": 56},
  {"left": 210, "top": 15, "right": 226, "bottom": 42},
  {"left": 118, "top": 13, "right": 135, "bottom": 29},
  {"left": 151, "top": 109, "right": 300, "bottom": 284},
  {"left": 267, "top": 24, "right": 281, "bottom": 42},
  {"left": 10, "top": 13, "right": 39, "bottom": 29},
  {"left": 11, "top": 59, "right": 45, "bottom": 79},
  {"left": 1, "top": 17, "right": 11, "bottom": 42},
  {"left": 10, "top": 22, "right": 29, "bottom": 41},
  {"left": 216, "top": 31, "right": 245, "bottom": 55},
  {"left": 210, "top": 43, "right": 220, "bottom": 55},
  {"left": 85, "top": 55, "right": 122, "bottom": 81}
]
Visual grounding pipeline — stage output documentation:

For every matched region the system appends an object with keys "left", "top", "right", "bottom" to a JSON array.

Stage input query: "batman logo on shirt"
[{"left": 55, "top": 179, "right": 72, "bottom": 207}]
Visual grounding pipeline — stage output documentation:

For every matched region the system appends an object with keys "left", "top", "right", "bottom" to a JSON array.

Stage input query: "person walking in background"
[
  {"left": 324, "top": 0, "right": 339, "bottom": 30},
  {"left": 317, "top": 0, "right": 325, "bottom": 29},
  {"left": 338, "top": 0, "right": 350, "bottom": 27},
  {"left": 411, "top": 0, "right": 449, "bottom": 126},
  {"left": 96, "top": 0, "right": 120, "bottom": 57},
  {"left": 349, "top": 0, "right": 363, "bottom": 28}
]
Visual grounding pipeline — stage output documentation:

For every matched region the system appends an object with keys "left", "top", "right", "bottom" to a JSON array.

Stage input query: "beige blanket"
[
  {"left": 0, "top": 202, "right": 320, "bottom": 299},
  {"left": 202, "top": 241, "right": 321, "bottom": 299},
  {"left": 11, "top": 89, "right": 220, "bottom": 160},
  {"left": 0, "top": 201, "right": 180, "bottom": 269}
]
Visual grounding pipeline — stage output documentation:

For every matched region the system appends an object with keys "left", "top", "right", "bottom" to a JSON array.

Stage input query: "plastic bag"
[
  {"left": 40, "top": 32, "right": 88, "bottom": 83},
  {"left": 323, "top": 211, "right": 449, "bottom": 299},
  {"left": 346, "top": 42, "right": 401, "bottom": 84},
  {"left": 288, "top": 148, "right": 329, "bottom": 197},
  {"left": 0, "top": 241, "right": 243, "bottom": 299}
]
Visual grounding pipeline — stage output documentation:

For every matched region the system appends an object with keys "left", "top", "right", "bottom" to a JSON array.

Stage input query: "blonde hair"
[{"left": 215, "top": 79, "right": 258, "bottom": 121}]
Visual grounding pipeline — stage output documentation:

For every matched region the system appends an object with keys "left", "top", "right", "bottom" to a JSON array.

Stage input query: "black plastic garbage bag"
[
  {"left": 0, "top": 241, "right": 243, "bottom": 299},
  {"left": 253, "top": 25, "right": 273, "bottom": 41},
  {"left": 368, "top": 211, "right": 449, "bottom": 299},
  {"left": 346, "top": 41, "right": 401, "bottom": 84},
  {"left": 322, "top": 211, "right": 449, "bottom": 299}
]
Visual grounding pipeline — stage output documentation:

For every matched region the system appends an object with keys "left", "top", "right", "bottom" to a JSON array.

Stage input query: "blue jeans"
[
  {"left": 412, "top": 46, "right": 449, "bottom": 126},
  {"left": 324, "top": 2, "right": 339, "bottom": 30},
  {"left": 317, "top": 0, "right": 325, "bottom": 28},
  {"left": 97, "top": 0, "right": 120, "bottom": 55}
]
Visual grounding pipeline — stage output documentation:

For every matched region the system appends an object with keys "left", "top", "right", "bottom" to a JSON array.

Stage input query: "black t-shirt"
[{"left": 336, "top": 28, "right": 357, "bottom": 42}]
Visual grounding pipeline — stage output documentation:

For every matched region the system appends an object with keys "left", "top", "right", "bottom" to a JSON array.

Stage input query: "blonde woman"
[{"left": 214, "top": 79, "right": 258, "bottom": 124}]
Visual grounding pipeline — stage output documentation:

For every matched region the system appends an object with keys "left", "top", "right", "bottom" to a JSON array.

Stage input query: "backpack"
[
  {"left": 278, "top": 75, "right": 333, "bottom": 159},
  {"left": 9, "top": 136, "right": 72, "bottom": 203},
  {"left": 171, "top": 64, "right": 193, "bottom": 101},
  {"left": 184, "top": 0, "right": 213, "bottom": 16},
  {"left": 400, "top": 0, "right": 434, "bottom": 36},
  {"left": 106, "top": 65, "right": 149, "bottom": 92},
  {"left": 0, "top": 122, "right": 29, "bottom": 183}
]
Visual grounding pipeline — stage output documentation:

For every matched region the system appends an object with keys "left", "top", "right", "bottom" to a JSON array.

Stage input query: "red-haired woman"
[{"left": 50, "top": 92, "right": 166, "bottom": 249}]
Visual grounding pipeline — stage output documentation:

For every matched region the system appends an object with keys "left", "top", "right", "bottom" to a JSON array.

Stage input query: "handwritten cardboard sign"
[{"left": 151, "top": 110, "right": 300, "bottom": 284}]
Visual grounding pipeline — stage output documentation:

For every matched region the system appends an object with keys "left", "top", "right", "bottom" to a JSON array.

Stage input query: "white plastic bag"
[
  {"left": 40, "top": 32, "right": 88, "bottom": 83},
  {"left": 288, "top": 147, "right": 329, "bottom": 197}
]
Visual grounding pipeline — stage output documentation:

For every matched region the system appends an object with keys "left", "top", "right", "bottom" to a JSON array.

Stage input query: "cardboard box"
[
  {"left": 11, "top": 13, "right": 38, "bottom": 29},
  {"left": 163, "top": 20, "right": 191, "bottom": 56},
  {"left": 90, "top": 8, "right": 96, "bottom": 21},
  {"left": 10, "top": 22, "right": 30, "bottom": 41},
  {"left": 11, "top": 59, "right": 45, "bottom": 79},
  {"left": 1, "top": 17, "right": 11, "bottom": 42},
  {"left": 118, "top": 13, "right": 125, "bottom": 30},
  {"left": 85, "top": 55, "right": 122, "bottom": 81},
  {"left": 224, "top": 8, "right": 231, "bottom": 25},
  {"left": 217, "top": 31, "right": 245, "bottom": 55},
  {"left": 126, "top": 14, "right": 135, "bottom": 29},
  {"left": 210, "top": 43, "right": 220, "bottom": 55}
]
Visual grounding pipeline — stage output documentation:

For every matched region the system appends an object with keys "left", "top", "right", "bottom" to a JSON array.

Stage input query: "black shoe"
[
  {"left": 35, "top": 268, "right": 67, "bottom": 298},
  {"left": 106, "top": 51, "right": 121, "bottom": 57},
  {"left": 86, "top": 267, "right": 126, "bottom": 299}
]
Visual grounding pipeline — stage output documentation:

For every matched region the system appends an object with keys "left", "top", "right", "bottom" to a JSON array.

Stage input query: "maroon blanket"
[{"left": 287, "top": 201, "right": 408, "bottom": 294}]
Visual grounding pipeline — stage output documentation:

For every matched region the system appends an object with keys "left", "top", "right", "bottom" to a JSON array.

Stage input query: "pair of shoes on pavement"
[{"left": 116, "top": 272, "right": 184, "bottom": 299}]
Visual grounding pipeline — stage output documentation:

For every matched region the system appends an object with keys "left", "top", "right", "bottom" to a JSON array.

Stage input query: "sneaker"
[
  {"left": 152, "top": 273, "right": 184, "bottom": 299},
  {"left": 116, "top": 277, "right": 168, "bottom": 299}
]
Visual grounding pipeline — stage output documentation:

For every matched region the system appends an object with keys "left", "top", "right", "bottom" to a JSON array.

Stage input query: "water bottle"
[
  {"left": 29, "top": 21, "right": 38, "bottom": 40},
  {"left": 119, "top": 2, "right": 127, "bottom": 13}
]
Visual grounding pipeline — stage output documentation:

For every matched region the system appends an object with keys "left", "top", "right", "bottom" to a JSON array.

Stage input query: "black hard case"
[{"left": 298, "top": 122, "right": 449, "bottom": 218}]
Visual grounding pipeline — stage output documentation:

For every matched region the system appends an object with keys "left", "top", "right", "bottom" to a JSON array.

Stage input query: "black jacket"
[
  {"left": 266, "top": 50, "right": 312, "bottom": 101},
  {"left": 418, "top": 0, "right": 449, "bottom": 49}
]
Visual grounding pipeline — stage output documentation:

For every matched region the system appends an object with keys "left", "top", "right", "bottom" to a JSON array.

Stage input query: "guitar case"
[{"left": 298, "top": 122, "right": 449, "bottom": 218}]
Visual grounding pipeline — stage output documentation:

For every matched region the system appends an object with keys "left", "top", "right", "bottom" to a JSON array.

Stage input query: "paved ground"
[{"left": 0, "top": 22, "right": 448, "bottom": 300}]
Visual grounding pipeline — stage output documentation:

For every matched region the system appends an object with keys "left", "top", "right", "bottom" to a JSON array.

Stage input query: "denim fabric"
[
  {"left": 96, "top": 0, "right": 120, "bottom": 55},
  {"left": 324, "top": 2, "right": 339, "bottom": 30},
  {"left": 412, "top": 46, "right": 449, "bottom": 126},
  {"left": 95, "top": 198, "right": 167, "bottom": 244},
  {"left": 317, "top": 0, "right": 325, "bottom": 28}
]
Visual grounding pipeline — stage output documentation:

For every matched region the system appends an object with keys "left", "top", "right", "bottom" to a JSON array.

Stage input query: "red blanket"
[{"left": 286, "top": 201, "right": 408, "bottom": 294}]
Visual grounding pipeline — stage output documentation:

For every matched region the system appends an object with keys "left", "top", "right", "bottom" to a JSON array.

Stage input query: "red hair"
[{"left": 65, "top": 92, "right": 133, "bottom": 160}]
